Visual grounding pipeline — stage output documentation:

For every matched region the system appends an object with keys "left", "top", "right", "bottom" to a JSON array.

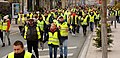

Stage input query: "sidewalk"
[
  {"left": 85, "top": 23, "right": 120, "bottom": 58},
  {"left": 10, "top": 19, "right": 19, "bottom": 34}
]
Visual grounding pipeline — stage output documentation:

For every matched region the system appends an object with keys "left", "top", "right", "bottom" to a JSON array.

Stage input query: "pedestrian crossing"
[{"left": 2, "top": 44, "right": 77, "bottom": 58}]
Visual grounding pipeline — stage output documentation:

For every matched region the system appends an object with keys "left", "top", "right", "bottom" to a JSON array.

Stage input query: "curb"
[{"left": 78, "top": 33, "right": 93, "bottom": 58}]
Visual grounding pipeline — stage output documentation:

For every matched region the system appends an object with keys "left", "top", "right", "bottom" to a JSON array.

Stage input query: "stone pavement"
[
  {"left": 85, "top": 23, "right": 120, "bottom": 58},
  {"left": 10, "top": 19, "right": 19, "bottom": 34}
]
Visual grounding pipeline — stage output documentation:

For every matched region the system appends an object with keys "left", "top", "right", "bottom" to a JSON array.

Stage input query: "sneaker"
[{"left": 72, "top": 33, "right": 75, "bottom": 36}]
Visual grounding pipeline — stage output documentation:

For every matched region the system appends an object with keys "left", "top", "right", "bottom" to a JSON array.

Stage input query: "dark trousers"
[
  {"left": 116, "top": 16, "right": 119, "bottom": 23},
  {"left": 49, "top": 45, "right": 58, "bottom": 58},
  {"left": 82, "top": 25, "right": 87, "bottom": 36},
  {"left": 27, "top": 40, "right": 39, "bottom": 58},
  {"left": 76, "top": 25, "right": 80, "bottom": 33},
  {"left": 18, "top": 26, "right": 24, "bottom": 34},
  {"left": 72, "top": 24, "right": 76, "bottom": 34},
  {"left": 0, "top": 30, "right": 3, "bottom": 44}
]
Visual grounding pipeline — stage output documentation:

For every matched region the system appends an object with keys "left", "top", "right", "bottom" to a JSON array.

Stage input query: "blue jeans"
[
  {"left": 3, "top": 31, "right": 10, "bottom": 44},
  {"left": 49, "top": 45, "right": 58, "bottom": 58},
  {"left": 90, "top": 22, "right": 94, "bottom": 32},
  {"left": 60, "top": 39, "right": 68, "bottom": 57}
]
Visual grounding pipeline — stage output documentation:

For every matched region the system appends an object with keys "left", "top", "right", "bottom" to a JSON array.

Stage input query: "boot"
[
  {"left": 2, "top": 43, "right": 5, "bottom": 47},
  {"left": 65, "top": 56, "right": 67, "bottom": 58},
  {"left": 59, "top": 55, "right": 63, "bottom": 58}
]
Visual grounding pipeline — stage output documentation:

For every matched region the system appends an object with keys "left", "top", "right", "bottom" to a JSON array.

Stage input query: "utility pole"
[{"left": 101, "top": 0, "right": 108, "bottom": 58}]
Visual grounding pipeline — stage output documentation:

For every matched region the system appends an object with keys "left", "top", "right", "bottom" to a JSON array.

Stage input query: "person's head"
[
  {"left": 50, "top": 23, "right": 57, "bottom": 30},
  {"left": 39, "top": 15, "right": 43, "bottom": 20},
  {"left": 13, "top": 40, "right": 24, "bottom": 54},
  {"left": 28, "top": 18, "right": 34, "bottom": 26},
  {"left": 58, "top": 16, "right": 64, "bottom": 22}
]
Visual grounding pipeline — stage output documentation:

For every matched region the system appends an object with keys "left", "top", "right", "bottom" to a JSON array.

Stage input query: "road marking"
[
  {"left": 24, "top": 44, "right": 77, "bottom": 52},
  {"left": 39, "top": 53, "right": 73, "bottom": 58}
]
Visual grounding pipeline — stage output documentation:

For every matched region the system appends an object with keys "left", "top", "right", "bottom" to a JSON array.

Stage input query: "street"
[{"left": 0, "top": 22, "right": 91, "bottom": 58}]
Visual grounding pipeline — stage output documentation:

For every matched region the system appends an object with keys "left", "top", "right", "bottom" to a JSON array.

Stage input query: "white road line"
[
  {"left": 2, "top": 45, "right": 77, "bottom": 58},
  {"left": 24, "top": 44, "right": 77, "bottom": 51},
  {"left": 39, "top": 53, "right": 73, "bottom": 58}
]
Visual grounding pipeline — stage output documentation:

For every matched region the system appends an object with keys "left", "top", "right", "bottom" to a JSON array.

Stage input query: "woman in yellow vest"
[
  {"left": 7, "top": 40, "right": 35, "bottom": 58},
  {"left": 2, "top": 15, "right": 11, "bottom": 47},
  {"left": 43, "top": 23, "right": 61, "bottom": 58}
]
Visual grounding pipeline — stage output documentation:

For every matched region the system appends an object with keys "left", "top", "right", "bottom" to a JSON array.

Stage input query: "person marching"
[
  {"left": 37, "top": 14, "right": 46, "bottom": 49},
  {"left": 58, "top": 16, "right": 68, "bottom": 58},
  {"left": 80, "top": 14, "right": 89, "bottom": 36},
  {"left": 0, "top": 18, "right": 4, "bottom": 47},
  {"left": 94, "top": 11, "right": 100, "bottom": 28},
  {"left": 43, "top": 23, "right": 61, "bottom": 58},
  {"left": 89, "top": 10, "right": 95, "bottom": 32},
  {"left": 2, "top": 15, "right": 11, "bottom": 47},
  {"left": 6, "top": 40, "right": 36, "bottom": 58},
  {"left": 70, "top": 11, "right": 78, "bottom": 36},
  {"left": 17, "top": 13, "right": 26, "bottom": 35},
  {"left": 22, "top": 18, "right": 41, "bottom": 58}
]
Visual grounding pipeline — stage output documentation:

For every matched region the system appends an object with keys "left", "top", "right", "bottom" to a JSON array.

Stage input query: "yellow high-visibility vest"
[
  {"left": 24, "top": 26, "right": 41, "bottom": 39},
  {"left": 0, "top": 20, "right": 2, "bottom": 30},
  {"left": 90, "top": 15, "right": 94, "bottom": 22},
  {"left": 95, "top": 14, "right": 100, "bottom": 19},
  {"left": 17, "top": 17, "right": 25, "bottom": 25},
  {"left": 37, "top": 20, "right": 44, "bottom": 31},
  {"left": 8, "top": 51, "right": 32, "bottom": 58},
  {"left": 81, "top": 17, "right": 88, "bottom": 25},
  {"left": 59, "top": 22, "right": 68, "bottom": 36},
  {"left": 71, "top": 15, "right": 78, "bottom": 25},
  {"left": 2, "top": 22, "right": 8, "bottom": 31},
  {"left": 48, "top": 32, "right": 59, "bottom": 45}
]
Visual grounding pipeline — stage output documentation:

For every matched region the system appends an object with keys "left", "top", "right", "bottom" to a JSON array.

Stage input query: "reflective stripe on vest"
[
  {"left": 17, "top": 17, "right": 25, "bottom": 24},
  {"left": 0, "top": 21, "right": 2, "bottom": 30},
  {"left": 8, "top": 51, "right": 32, "bottom": 58},
  {"left": 59, "top": 22, "right": 68, "bottom": 36},
  {"left": 90, "top": 15, "right": 94, "bottom": 22},
  {"left": 37, "top": 20, "right": 44, "bottom": 31},
  {"left": 71, "top": 15, "right": 78, "bottom": 24},
  {"left": 118, "top": 10, "right": 120, "bottom": 16},
  {"left": 24, "top": 26, "right": 41, "bottom": 39},
  {"left": 48, "top": 32, "right": 59, "bottom": 45},
  {"left": 2, "top": 22, "right": 7, "bottom": 31}
]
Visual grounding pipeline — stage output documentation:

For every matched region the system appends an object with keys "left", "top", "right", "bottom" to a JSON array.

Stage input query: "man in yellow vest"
[
  {"left": 2, "top": 15, "right": 11, "bottom": 47},
  {"left": 43, "top": 23, "right": 61, "bottom": 58},
  {"left": 37, "top": 15, "right": 46, "bottom": 49},
  {"left": 17, "top": 14, "right": 26, "bottom": 35},
  {"left": 58, "top": 16, "right": 68, "bottom": 58},
  {"left": 0, "top": 18, "right": 4, "bottom": 47},
  {"left": 22, "top": 18, "right": 41, "bottom": 58},
  {"left": 81, "top": 14, "right": 89, "bottom": 36},
  {"left": 6, "top": 40, "right": 35, "bottom": 58},
  {"left": 89, "top": 11, "right": 95, "bottom": 32}
]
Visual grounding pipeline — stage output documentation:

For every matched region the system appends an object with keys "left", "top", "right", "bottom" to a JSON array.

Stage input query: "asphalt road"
[{"left": 0, "top": 23, "right": 91, "bottom": 58}]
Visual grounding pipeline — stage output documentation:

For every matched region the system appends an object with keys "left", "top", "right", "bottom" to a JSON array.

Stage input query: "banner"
[{"left": 12, "top": 3, "right": 20, "bottom": 18}]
